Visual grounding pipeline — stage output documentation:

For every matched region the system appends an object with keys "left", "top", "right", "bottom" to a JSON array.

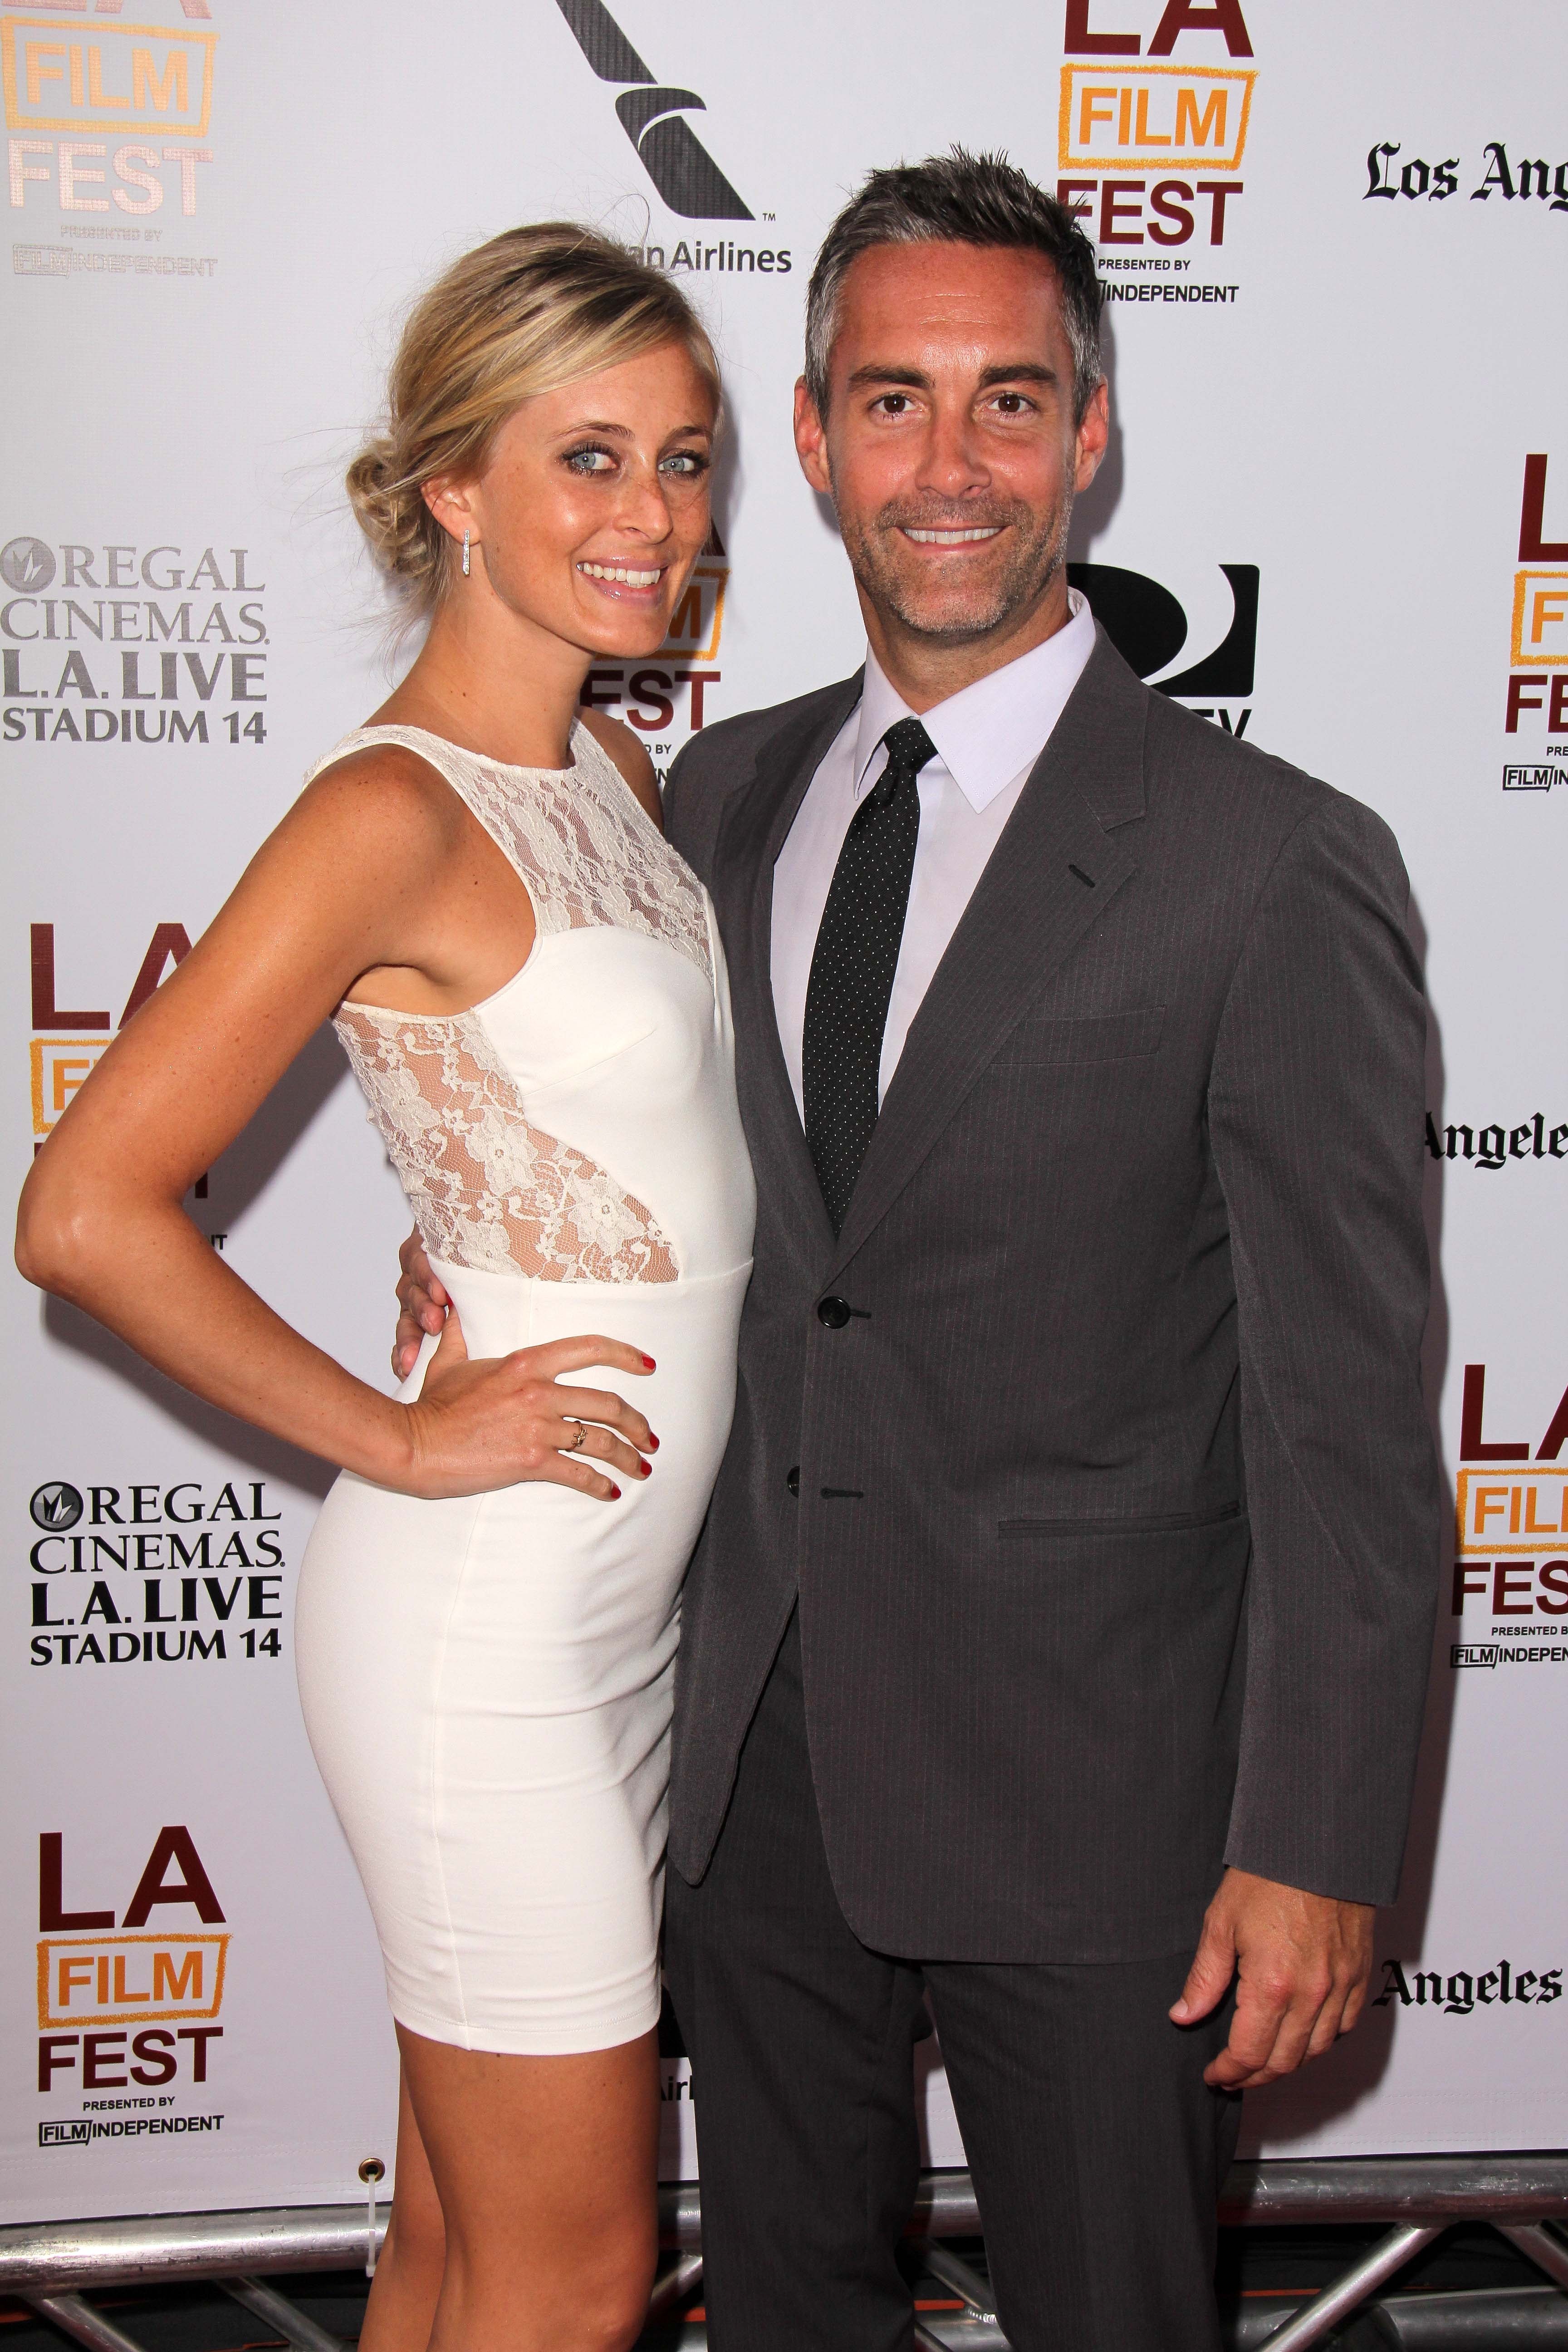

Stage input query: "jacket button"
[
  {"left": 786, "top": 1466, "right": 800, "bottom": 1496},
  {"left": 817, "top": 1295, "right": 852, "bottom": 1329}
]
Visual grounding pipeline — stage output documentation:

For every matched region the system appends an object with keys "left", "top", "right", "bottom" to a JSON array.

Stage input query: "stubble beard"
[{"left": 836, "top": 488, "right": 1074, "bottom": 649}]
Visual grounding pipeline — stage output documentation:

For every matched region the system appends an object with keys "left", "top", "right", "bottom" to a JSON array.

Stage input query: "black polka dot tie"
[{"left": 803, "top": 717, "right": 936, "bottom": 1235}]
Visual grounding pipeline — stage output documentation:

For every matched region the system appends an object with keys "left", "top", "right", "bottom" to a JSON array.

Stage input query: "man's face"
[{"left": 794, "top": 241, "right": 1108, "bottom": 657}]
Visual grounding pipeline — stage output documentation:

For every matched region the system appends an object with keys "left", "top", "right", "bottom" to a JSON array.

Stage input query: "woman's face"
[{"left": 438, "top": 338, "right": 717, "bottom": 660}]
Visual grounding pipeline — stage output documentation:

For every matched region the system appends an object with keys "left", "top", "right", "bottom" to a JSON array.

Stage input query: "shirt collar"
[{"left": 851, "top": 588, "right": 1096, "bottom": 813}]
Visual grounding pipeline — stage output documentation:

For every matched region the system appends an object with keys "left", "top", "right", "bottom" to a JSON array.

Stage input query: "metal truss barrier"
[{"left": 2, "top": 2158, "right": 1567, "bottom": 2351}]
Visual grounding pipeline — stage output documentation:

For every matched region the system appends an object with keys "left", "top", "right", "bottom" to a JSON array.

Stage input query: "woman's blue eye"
[
  {"left": 660, "top": 451, "right": 708, "bottom": 477},
  {"left": 566, "top": 447, "right": 616, "bottom": 474}
]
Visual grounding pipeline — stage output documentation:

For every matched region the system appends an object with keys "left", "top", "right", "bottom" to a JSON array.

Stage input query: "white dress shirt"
[{"left": 771, "top": 589, "right": 1097, "bottom": 1119}]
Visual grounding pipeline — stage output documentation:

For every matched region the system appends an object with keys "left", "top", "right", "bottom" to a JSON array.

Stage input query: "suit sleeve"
[
  {"left": 661, "top": 738, "right": 696, "bottom": 862},
  {"left": 1208, "top": 793, "right": 1441, "bottom": 1906},
  {"left": 661, "top": 734, "right": 722, "bottom": 887}
]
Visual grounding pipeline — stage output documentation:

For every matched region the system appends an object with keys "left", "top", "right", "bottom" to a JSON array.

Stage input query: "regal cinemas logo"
[
  {"left": 1502, "top": 455, "right": 1568, "bottom": 786},
  {"left": 36, "top": 1827, "right": 228, "bottom": 2104},
  {"left": 28, "top": 1474, "right": 287, "bottom": 1666},
  {"left": 1057, "top": 0, "right": 1254, "bottom": 270},
  {"left": 580, "top": 522, "right": 728, "bottom": 781},
  {"left": 1450, "top": 1365, "right": 1568, "bottom": 1661},
  {"left": 4, "top": 0, "right": 218, "bottom": 274},
  {"left": 1, "top": 535, "right": 266, "bottom": 747}
]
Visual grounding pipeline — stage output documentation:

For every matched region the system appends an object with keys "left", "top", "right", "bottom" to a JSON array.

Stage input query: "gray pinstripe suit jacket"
[{"left": 662, "top": 628, "right": 1441, "bottom": 1962}]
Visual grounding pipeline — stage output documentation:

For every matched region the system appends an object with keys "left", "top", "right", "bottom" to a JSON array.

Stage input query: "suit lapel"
[
  {"left": 711, "top": 676, "right": 863, "bottom": 1266},
  {"left": 826, "top": 632, "right": 1150, "bottom": 1280}
]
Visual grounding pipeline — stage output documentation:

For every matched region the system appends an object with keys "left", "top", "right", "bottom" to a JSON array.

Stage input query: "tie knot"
[{"left": 870, "top": 717, "right": 936, "bottom": 808}]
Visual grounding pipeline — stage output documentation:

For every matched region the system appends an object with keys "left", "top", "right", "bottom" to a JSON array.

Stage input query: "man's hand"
[
  {"left": 394, "top": 1227, "right": 447, "bottom": 1378},
  {"left": 1171, "top": 1867, "right": 1374, "bottom": 2089}
]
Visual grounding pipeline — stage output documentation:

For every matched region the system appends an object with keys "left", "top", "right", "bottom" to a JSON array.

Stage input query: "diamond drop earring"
[{"left": 461, "top": 528, "right": 470, "bottom": 578}]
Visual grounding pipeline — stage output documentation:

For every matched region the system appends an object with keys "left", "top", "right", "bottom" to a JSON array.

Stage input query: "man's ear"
[
  {"left": 1073, "top": 379, "right": 1110, "bottom": 495},
  {"left": 794, "top": 377, "right": 833, "bottom": 496}
]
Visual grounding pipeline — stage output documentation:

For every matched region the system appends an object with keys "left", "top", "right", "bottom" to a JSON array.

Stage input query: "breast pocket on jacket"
[{"left": 991, "top": 1006, "right": 1166, "bottom": 1069}]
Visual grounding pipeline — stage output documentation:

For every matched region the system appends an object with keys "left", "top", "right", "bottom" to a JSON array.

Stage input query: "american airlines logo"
[{"left": 556, "top": 0, "right": 753, "bottom": 220}]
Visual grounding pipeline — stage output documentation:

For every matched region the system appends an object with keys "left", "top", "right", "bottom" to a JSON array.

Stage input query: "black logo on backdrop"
[
  {"left": 1426, "top": 1113, "right": 1568, "bottom": 1168},
  {"left": 556, "top": 0, "right": 753, "bottom": 220},
  {"left": 1374, "top": 1958, "right": 1562, "bottom": 2014},
  {"left": 30, "top": 1483, "right": 83, "bottom": 1531},
  {"left": 1067, "top": 563, "right": 1258, "bottom": 697},
  {"left": 657, "top": 1986, "right": 686, "bottom": 2058},
  {"left": 1366, "top": 142, "right": 1568, "bottom": 212}
]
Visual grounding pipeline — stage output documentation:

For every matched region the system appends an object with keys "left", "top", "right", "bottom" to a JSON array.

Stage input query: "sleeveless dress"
[{"left": 293, "top": 721, "right": 755, "bottom": 2055}]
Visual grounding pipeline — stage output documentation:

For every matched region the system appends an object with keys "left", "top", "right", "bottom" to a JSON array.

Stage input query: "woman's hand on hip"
[{"left": 398, "top": 1308, "right": 657, "bottom": 1502}]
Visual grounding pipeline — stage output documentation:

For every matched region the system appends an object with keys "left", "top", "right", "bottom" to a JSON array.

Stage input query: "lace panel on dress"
[
  {"left": 469, "top": 729, "right": 711, "bottom": 975},
  {"left": 335, "top": 1004, "right": 679, "bottom": 1284}
]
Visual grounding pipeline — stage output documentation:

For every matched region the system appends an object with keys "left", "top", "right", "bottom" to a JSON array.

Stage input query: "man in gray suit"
[{"left": 400, "top": 152, "right": 1440, "bottom": 2351}]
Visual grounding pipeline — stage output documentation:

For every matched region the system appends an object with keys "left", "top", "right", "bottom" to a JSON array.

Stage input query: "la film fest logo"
[
  {"left": 4, "top": 0, "right": 219, "bottom": 280},
  {"left": 28, "top": 920, "right": 200, "bottom": 1146},
  {"left": 555, "top": 0, "right": 750, "bottom": 221},
  {"left": 27, "top": 1472, "right": 289, "bottom": 1667},
  {"left": 1, "top": 534, "right": 267, "bottom": 749},
  {"left": 580, "top": 521, "right": 729, "bottom": 781},
  {"left": 1057, "top": 0, "right": 1254, "bottom": 298},
  {"left": 1450, "top": 1363, "right": 1568, "bottom": 1669},
  {"left": 1501, "top": 454, "right": 1568, "bottom": 791},
  {"left": 36, "top": 1827, "right": 230, "bottom": 2143}
]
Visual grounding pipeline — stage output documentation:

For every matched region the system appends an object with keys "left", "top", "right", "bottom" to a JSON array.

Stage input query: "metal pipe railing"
[
  {"left": 1220, "top": 2156, "right": 1568, "bottom": 2229},
  {"left": 5, "top": 2159, "right": 1568, "bottom": 2295},
  {"left": 4, "top": 2159, "right": 1567, "bottom": 2351},
  {"left": 1251, "top": 2225, "right": 1445, "bottom": 2351}
]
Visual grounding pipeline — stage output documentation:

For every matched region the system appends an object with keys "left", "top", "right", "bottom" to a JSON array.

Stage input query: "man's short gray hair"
[{"left": 804, "top": 149, "right": 1104, "bottom": 424}]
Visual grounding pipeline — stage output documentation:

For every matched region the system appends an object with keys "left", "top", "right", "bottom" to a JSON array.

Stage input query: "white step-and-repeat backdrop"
[{"left": 3, "top": 0, "right": 1565, "bottom": 2225}]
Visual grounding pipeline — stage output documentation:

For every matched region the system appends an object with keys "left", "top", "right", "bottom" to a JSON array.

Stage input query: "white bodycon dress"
[{"left": 294, "top": 722, "right": 755, "bottom": 2055}]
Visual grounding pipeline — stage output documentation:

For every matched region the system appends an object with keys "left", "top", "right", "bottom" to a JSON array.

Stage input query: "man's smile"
[{"left": 900, "top": 524, "right": 1005, "bottom": 545}]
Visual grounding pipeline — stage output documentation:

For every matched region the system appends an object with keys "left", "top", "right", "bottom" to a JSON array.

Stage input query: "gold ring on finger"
[{"left": 565, "top": 1419, "right": 588, "bottom": 1451}]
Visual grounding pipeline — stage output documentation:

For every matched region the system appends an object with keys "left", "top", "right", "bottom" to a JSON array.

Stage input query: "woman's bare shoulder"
[
  {"left": 578, "top": 707, "right": 663, "bottom": 831},
  {"left": 289, "top": 738, "right": 472, "bottom": 862}
]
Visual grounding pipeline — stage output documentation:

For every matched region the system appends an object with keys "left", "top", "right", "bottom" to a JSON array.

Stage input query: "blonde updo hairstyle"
[{"left": 347, "top": 223, "right": 721, "bottom": 617}]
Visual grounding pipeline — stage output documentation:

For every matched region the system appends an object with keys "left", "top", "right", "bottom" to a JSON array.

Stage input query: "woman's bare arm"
[{"left": 16, "top": 758, "right": 655, "bottom": 1499}]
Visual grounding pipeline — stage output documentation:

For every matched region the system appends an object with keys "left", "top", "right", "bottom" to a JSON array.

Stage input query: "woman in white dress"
[{"left": 17, "top": 225, "right": 754, "bottom": 2352}]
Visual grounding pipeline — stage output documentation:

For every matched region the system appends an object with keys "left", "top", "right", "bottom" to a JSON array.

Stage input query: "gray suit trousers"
[{"left": 665, "top": 1612, "right": 1245, "bottom": 2352}]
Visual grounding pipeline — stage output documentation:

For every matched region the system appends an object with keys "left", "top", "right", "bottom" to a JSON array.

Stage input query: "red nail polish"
[
  {"left": 640, "top": 1460, "right": 653, "bottom": 1478},
  {"left": 608, "top": 1484, "right": 622, "bottom": 1500},
  {"left": 648, "top": 1433, "right": 661, "bottom": 1450},
  {"left": 642, "top": 1355, "right": 657, "bottom": 1370}
]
